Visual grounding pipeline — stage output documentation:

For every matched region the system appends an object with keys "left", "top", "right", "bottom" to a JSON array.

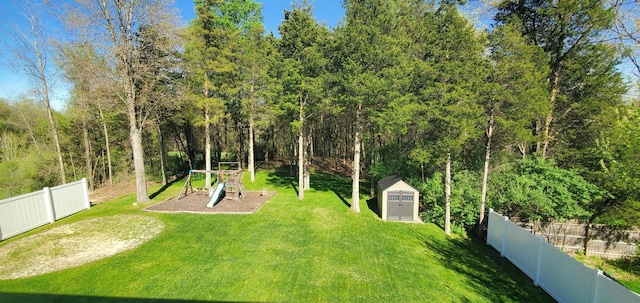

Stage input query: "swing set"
[{"left": 175, "top": 162, "right": 245, "bottom": 202}]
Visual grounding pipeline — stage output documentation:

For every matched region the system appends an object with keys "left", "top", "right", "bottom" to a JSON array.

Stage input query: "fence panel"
[
  {"left": 597, "top": 271, "right": 640, "bottom": 303},
  {"left": 50, "top": 179, "right": 90, "bottom": 220},
  {"left": 0, "top": 179, "right": 89, "bottom": 241},
  {"left": 503, "top": 220, "right": 540, "bottom": 280},
  {"left": 537, "top": 242, "right": 595, "bottom": 303},
  {"left": 0, "top": 190, "right": 51, "bottom": 240},
  {"left": 487, "top": 209, "right": 640, "bottom": 303},
  {"left": 487, "top": 210, "right": 505, "bottom": 251}
]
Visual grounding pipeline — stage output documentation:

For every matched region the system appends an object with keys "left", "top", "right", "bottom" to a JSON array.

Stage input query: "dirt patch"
[
  {"left": 145, "top": 190, "right": 276, "bottom": 214},
  {"left": 0, "top": 215, "right": 164, "bottom": 279},
  {"left": 88, "top": 181, "right": 165, "bottom": 204}
]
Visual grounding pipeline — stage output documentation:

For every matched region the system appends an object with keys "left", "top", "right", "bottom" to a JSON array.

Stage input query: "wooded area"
[{"left": 1, "top": 0, "right": 639, "bottom": 245}]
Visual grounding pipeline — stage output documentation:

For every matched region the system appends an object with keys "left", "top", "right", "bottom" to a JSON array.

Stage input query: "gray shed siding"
[{"left": 377, "top": 175, "right": 419, "bottom": 222}]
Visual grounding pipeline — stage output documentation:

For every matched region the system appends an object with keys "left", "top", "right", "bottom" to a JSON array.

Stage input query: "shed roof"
[{"left": 377, "top": 175, "right": 418, "bottom": 192}]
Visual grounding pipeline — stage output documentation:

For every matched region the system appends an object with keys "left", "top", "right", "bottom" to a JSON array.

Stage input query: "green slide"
[{"left": 206, "top": 182, "right": 225, "bottom": 208}]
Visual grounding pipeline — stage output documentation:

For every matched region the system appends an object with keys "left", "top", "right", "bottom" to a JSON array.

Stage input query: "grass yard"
[{"left": 0, "top": 169, "right": 554, "bottom": 302}]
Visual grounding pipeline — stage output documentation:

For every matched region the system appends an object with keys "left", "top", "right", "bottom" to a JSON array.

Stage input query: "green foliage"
[
  {"left": 275, "top": 2, "right": 328, "bottom": 123},
  {"left": 416, "top": 169, "right": 482, "bottom": 233},
  {"left": 496, "top": 0, "right": 625, "bottom": 160},
  {"left": 588, "top": 104, "right": 640, "bottom": 227},
  {"left": 488, "top": 157, "right": 606, "bottom": 222},
  {"left": 486, "top": 22, "right": 549, "bottom": 154},
  {"left": 370, "top": 143, "right": 419, "bottom": 180}
]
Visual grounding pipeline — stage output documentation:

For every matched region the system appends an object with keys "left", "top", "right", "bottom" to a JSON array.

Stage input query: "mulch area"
[{"left": 144, "top": 190, "right": 276, "bottom": 214}]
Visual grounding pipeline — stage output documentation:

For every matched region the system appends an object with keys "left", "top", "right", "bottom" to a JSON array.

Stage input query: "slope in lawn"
[{"left": 0, "top": 170, "right": 554, "bottom": 302}]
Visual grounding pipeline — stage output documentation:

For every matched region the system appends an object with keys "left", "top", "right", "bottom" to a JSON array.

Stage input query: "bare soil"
[
  {"left": 88, "top": 181, "right": 157, "bottom": 204},
  {"left": 145, "top": 190, "right": 276, "bottom": 214},
  {"left": 0, "top": 215, "right": 164, "bottom": 279}
]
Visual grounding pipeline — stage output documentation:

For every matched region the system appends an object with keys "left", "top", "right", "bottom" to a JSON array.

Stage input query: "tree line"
[{"left": 1, "top": 0, "right": 639, "bottom": 242}]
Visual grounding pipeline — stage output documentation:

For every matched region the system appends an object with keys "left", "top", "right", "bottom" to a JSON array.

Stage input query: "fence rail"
[
  {"left": 0, "top": 179, "right": 90, "bottom": 241},
  {"left": 488, "top": 209, "right": 640, "bottom": 303}
]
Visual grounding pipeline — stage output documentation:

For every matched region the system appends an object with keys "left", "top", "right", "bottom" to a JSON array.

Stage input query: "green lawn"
[{"left": 0, "top": 169, "right": 554, "bottom": 302}]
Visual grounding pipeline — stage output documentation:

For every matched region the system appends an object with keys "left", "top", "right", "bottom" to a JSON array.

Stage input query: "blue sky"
[
  {"left": 176, "top": 1, "right": 345, "bottom": 33},
  {"left": 0, "top": 0, "right": 345, "bottom": 109}
]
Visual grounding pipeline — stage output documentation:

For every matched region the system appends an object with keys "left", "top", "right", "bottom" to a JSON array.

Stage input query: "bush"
[
  {"left": 487, "top": 156, "right": 605, "bottom": 222},
  {"left": 414, "top": 169, "right": 481, "bottom": 234}
]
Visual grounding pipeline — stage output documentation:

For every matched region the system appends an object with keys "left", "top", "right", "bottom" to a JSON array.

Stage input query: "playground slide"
[{"left": 206, "top": 182, "right": 225, "bottom": 208}]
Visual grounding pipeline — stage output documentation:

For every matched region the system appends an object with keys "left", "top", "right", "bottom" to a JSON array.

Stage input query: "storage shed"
[{"left": 377, "top": 175, "right": 420, "bottom": 222}]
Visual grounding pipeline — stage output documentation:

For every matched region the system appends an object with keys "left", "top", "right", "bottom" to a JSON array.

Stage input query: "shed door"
[{"left": 387, "top": 191, "right": 414, "bottom": 221}]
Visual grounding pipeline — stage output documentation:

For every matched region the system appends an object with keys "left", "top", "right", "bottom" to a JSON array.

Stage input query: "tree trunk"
[
  {"left": 82, "top": 118, "right": 94, "bottom": 190},
  {"left": 205, "top": 106, "right": 212, "bottom": 189},
  {"left": 583, "top": 215, "right": 597, "bottom": 255},
  {"left": 369, "top": 127, "right": 375, "bottom": 197},
  {"left": 43, "top": 81, "right": 65, "bottom": 184},
  {"left": 479, "top": 109, "right": 494, "bottom": 237},
  {"left": 238, "top": 120, "right": 245, "bottom": 168},
  {"left": 298, "top": 101, "right": 305, "bottom": 200},
  {"left": 16, "top": 106, "right": 43, "bottom": 159},
  {"left": 351, "top": 103, "right": 362, "bottom": 213},
  {"left": 158, "top": 123, "right": 168, "bottom": 185},
  {"left": 583, "top": 222, "right": 591, "bottom": 256},
  {"left": 445, "top": 153, "right": 452, "bottom": 235},
  {"left": 129, "top": 112, "right": 149, "bottom": 203},
  {"left": 265, "top": 125, "right": 270, "bottom": 164},
  {"left": 249, "top": 111, "right": 255, "bottom": 183},
  {"left": 541, "top": 66, "right": 561, "bottom": 159},
  {"left": 309, "top": 134, "right": 314, "bottom": 163},
  {"left": 126, "top": 82, "right": 149, "bottom": 204},
  {"left": 98, "top": 103, "right": 113, "bottom": 185}
]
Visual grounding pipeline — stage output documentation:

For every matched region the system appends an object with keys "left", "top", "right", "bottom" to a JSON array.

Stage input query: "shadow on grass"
[
  {"left": 0, "top": 293, "right": 257, "bottom": 303},
  {"left": 367, "top": 197, "right": 380, "bottom": 217},
  {"left": 266, "top": 166, "right": 373, "bottom": 210},
  {"left": 310, "top": 173, "right": 352, "bottom": 207},
  {"left": 423, "top": 235, "right": 555, "bottom": 302},
  {"left": 266, "top": 165, "right": 298, "bottom": 196},
  {"left": 149, "top": 174, "right": 186, "bottom": 200}
]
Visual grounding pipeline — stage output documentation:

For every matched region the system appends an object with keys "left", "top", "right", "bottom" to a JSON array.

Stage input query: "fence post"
[
  {"left": 487, "top": 209, "right": 494, "bottom": 246},
  {"left": 501, "top": 215, "right": 509, "bottom": 257},
  {"left": 81, "top": 178, "right": 91, "bottom": 209},
  {"left": 591, "top": 270, "right": 602, "bottom": 303},
  {"left": 42, "top": 187, "right": 55, "bottom": 223},
  {"left": 534, "top": 236, "right": 544, "bottom": 286}
]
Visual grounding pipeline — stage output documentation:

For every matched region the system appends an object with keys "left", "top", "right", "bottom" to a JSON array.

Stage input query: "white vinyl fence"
[
  {"left": 487, "top": 209, "right": 640, "bottom": 303},
  {"left": 0, "top": 178, "right": 90, "bottom": 241}
]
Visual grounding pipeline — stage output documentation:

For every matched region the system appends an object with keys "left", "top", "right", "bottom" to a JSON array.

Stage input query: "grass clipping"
[{"left": 0, "top": 215, "right": 164, "bottom": 279}]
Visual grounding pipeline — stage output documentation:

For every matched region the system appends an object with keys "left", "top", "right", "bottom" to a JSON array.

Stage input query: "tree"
[
  {"left": 237, "top": 17, "right": 269, "bottom": 183},
  {"left": 478, "top": 22, "right": 549, "bottom": 235},
  {"left": 586, "top": 103, "right": 640, "bottom": 252},
  {"left": 212, "top": 0, "right": 264, "bottom": 183},
  {"left": 7, "top": 3, "right": 66, "bottom": 184},
  {"left": 187, "top": 0, "right": 248, "bottom": 188},
  {"left": 495, "top": 0, "right": 618, "bottom": 159},
  {"left": 134, "top": 24, "right": 183, "bottom": 185},
  {"left": 340, "top": 0, "right": 417, "bottom": 212},
  {"left": 277, "top": 1, "right": 328, "bottom": 200},
  {"left": 65, "top": 0, "right": 181, "bottom": 203},
  {"left": 60, "top": 41, "right": 122, "bottom": 189},
  {"left": 417, "top": 4, "right": 486, "bottom": 235},
  {"left": 610, "top": 0, "right": 640, "bottom": 79}
]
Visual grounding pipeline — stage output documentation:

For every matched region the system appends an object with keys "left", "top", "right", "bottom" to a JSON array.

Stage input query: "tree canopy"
[{"left": 1, "top": 0, "right": 638, "bottom": 237}]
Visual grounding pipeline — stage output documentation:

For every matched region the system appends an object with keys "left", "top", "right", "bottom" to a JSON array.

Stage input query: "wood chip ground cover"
[{"left": 0, "top": 215, "right": 164, "bottom": 279}]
